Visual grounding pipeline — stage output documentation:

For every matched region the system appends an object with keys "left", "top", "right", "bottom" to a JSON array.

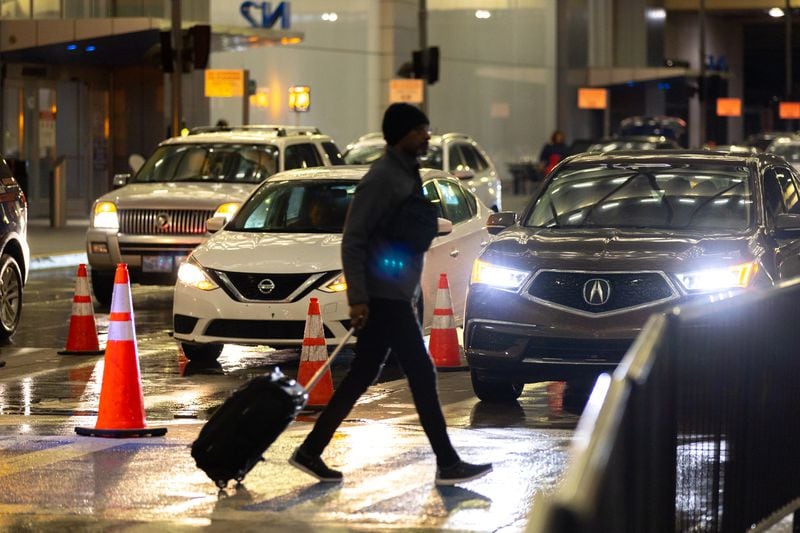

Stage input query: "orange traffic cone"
[
  {"left": 296, "top": 297, "right": 334, "bottom": 408},
  {"left": 58, "top": 264, "right": 104, "bottom": 355},
  {"left": 75, "top": 264, "right": 166, "bottom": 438},
  {"left": 429, "top": 273, "right": 467, "bottom": 370}
]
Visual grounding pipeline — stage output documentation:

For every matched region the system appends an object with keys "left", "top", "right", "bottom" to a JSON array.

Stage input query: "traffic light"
[{"left": 412, "top": 46, "right": 440, "bottom": 85}]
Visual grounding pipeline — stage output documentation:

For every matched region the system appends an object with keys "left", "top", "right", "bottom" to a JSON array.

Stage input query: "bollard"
[{"left": 49, "top": 155, "right": 67, "bottom": 229}]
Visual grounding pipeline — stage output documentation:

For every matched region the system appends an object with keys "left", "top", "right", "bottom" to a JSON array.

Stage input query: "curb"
[{"left": 30, "top": 252, "right": 88, "bottom": 271}]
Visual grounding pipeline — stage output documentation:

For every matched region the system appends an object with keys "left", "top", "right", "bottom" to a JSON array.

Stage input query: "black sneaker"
[
  {"left": 435, "top": 460, "right": 493, "bottom": 486},
  {"left": 289, "top": 447, "right": 343, "bottom": 482}
]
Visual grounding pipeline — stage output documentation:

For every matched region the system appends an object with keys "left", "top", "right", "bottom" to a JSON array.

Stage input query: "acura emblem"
[
  {"left": 156, "top": 213, "right": 170, "bottom": 229},
  {"left": 257, "top": 279, "right": 276, "bottom": 294},
  {"left": 583, "top": 278, "right": 611, "bottom": 306}
]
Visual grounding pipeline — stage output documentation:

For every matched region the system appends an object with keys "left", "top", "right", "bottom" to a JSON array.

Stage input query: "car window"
[
  {"left": 343, "top": 144, "right": 384, "bottom": 165},
  {"left": 422, "top": 180, "right": 445, "bottom": 218},
  {"left": 448, "top": 144, "right": 467, "bottom": 173},
  {"left": 525, "top": 162, "right": 753, "bottom": 231},
  {"left": 284, "top": 143, "right": 323, "bottom": 170},
  {"left": 461, "top": 184, "right": 478, "bottom": 215},
  {"left": 436, "top": 180, "right": 472, "bottom": 224},
  {"left": 763, "top": 166, "right": 800, "bottom": 217},
  {"left": 134, "top": 143, "right": 279, "bottom": 183},
  {"left": 420, "top": 145, "right": 443, "bottom": 169},
  {"left": 229, "top": 180, "right": 356, "bottom": 233},
  {"left": 322, "top": 142, "right": 345, "bottom": 165},
  {"left": 461, "top": 144, "right": 488, "bottom": 171},
  {"left": 0, "top": 158, "right": 12, "bottom": 179}
]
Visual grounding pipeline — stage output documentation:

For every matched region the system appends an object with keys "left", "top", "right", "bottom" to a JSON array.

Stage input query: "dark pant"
[{"left": 300, "top": 298, "right": 460, "bottom": 468}]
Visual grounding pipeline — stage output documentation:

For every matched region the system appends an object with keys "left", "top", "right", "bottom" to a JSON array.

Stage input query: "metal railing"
[{"left": 529, "top": 278, "right": 800, "bottom": 532}]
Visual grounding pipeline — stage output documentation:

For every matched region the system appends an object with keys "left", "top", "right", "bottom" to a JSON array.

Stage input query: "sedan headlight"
[
  {"left": 93, "top": 201, "right": 119, "bottom": 230},
  {"left": 675, "top": 261, "right": 758, "bottom": 292},
  {"left": 470, "top": 259, "right": 530, "bottom": 290},
  {"left": 214, "top": 202, "right": 241, "bottom": 222},
  {"left": 177, "top": 259, "right": 218, "bottom": 291},
  {"left": 319, "top": 272, "right": 347, "bottom": 293}
]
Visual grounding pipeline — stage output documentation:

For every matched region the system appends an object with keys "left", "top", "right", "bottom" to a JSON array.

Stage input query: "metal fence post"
[{"left": 49, "top": 155, "right": 67, "bottom": 229}]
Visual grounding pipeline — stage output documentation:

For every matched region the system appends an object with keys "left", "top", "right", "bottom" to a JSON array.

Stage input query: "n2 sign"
[{"left": 240, "top": 1, "right": 290, "bottom": 30}]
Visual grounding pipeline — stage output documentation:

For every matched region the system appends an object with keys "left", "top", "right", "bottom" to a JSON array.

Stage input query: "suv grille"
[
  {"left": 214, "top": 271, "right": 315, "bottom": 301},
  {"left": 119, "top": 209, "right": 215, "bottom": 235},
  {"left": 528, "top": 271, "right": 675, "bottom": 314}
]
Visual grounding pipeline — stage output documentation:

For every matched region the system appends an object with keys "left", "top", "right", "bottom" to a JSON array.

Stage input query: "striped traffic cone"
[
  {"left": 59, "top": 264, "right": 104, "bottom": 355},
  {"left": 429, "top": 273, "right": 467, "bottom": 370},
  {"left": 296, "top": 297, "right": 334, "bottom": 408},
  {"left": 75, "top": 264, "right": 166, "bottom": 438}
]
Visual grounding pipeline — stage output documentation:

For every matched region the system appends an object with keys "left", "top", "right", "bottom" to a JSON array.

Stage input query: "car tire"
[
  {"left": 90, "top": 269, "right": 115, "bottom": 309},
  {"left": 0, "top": 254, "right": 23, "bottom": 341},
  {"left": 470, "top": 370, "right": 523, "bottom": 402},
  {"left": 180, "top": 342, "right": 223, "bottom": 362}
]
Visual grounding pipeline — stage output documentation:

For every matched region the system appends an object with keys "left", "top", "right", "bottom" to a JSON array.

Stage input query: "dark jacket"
[{"left": 341, "top": 147, "right": 424, "bottom": 305}]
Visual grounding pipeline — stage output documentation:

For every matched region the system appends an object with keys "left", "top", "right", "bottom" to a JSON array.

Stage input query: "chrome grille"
[{"left": 119, "top": 209, "right": 215, "bottom": 235}]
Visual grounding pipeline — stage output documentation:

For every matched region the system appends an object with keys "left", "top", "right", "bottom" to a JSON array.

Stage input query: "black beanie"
[{"left": 382, "top": 103, "right": 429, "bottom": 146}]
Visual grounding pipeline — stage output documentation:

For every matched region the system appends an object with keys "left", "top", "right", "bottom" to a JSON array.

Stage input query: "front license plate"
[{"left": 142, "top": 255, "right": 174, "bottom": 273}]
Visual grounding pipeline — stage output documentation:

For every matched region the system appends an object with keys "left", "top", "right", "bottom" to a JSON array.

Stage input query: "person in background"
[
  {"left": 288, "top": 103, "right": 493, "bottom": 486},
  {"left": 539, "top": 130, "right": 569, "bottom": 175}
]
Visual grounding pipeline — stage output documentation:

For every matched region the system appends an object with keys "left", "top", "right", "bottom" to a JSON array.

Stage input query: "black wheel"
[
  {"left": 470, "top": 370, "right": 523, "bottom": 403},
  {"left": 0, "top": 254, "right": 23, "bottom": 341},
  {"left": 180, "top": 342, "right": 223, "bottom": 362},
  {"left": 90, "top": 269, "right": 114, "bottom": 309}
]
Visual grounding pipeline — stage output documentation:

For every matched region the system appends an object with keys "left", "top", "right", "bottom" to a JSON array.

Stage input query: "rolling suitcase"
[{"left": 191, "top": 328, "right": 355, "bottom": 488}]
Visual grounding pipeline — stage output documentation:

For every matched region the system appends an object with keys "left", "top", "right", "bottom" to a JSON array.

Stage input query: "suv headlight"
[
  {"left": 177, "top": 258, "right": 218, "bottom": 291},
  {"left": 319, "top": 272, "right": 347, "bottom": 293},
  {"left": 93, "top": 202, "right": 119, "bottom": 230},
  {"left": 214, "top": 202, "right": 240, "bottom": 222},
  {"left": 675, "top": 261, "right": 758, "bottom": 292},
  {"left": 470, "top": 259, "right": 530, "bottom": 290}
]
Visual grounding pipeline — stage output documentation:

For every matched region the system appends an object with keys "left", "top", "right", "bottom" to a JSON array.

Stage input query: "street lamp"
[{"left": 288, "top": 86, "right": 310, "bottom": 112}]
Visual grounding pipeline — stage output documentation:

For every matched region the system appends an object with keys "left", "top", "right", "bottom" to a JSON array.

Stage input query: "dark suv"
[
  {"left": 465, "top": 151, "right": 800, "bottom": 401},
  {"left": 0, "top": 157, "right": 28, "bottom": 342}
]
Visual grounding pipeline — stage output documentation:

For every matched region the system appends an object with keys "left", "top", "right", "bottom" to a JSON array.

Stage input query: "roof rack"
[{"left": 187, "top": 124, "right": 322, "bottom": 137}]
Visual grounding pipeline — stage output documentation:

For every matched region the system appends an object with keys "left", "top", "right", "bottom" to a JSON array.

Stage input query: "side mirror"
[
  {"left": 486, "top": 211, "right": 517, "bottom": 235},
  {"left": 453, "top": 170, "right": 475, "bottom": 180},
  {"left": 437, "top": 217, "right": 453, "bottom": 236},
  {"left": 206, "top": 216, "right": 227, "bottom": 233},
  {"left": 112, "top": 173, "right": 130, "bottom": 188},
  {"left": 774, "top": 213, "right": 800, "bottom": 233}
]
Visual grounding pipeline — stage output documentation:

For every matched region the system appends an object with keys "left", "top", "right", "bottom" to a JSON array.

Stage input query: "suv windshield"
[
  {"left": 228, "top": 180, "right": 356, "bottom": 233},
  {"left": 134, "top": 143, "right": 279, "bottom": 184},
  {"left": 343, "top": 143, "right": 444, "bottom": 169},
  {"left": 525, "top": 162, "right": 753, "bottom": 231}
]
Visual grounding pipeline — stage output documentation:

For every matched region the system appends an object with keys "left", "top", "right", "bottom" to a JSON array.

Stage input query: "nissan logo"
[
  {"left": 257, "top": 279, "right": 276, "bottom": 294},
  {"left": 583, "top": 278, "right": 611, "bottom": 306},
  {"left": 156, "top": 213, "right": 170, "bottom": 229}
]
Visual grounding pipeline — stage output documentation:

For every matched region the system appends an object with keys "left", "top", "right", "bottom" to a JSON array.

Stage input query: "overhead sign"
[
  {"left": 205, "top": 69, "right": 245, "bottom": 98},
  {"left": 240, "top": 1, "right": 291, "bottom": 30},
  {"left": 389, "top": 79, "right": 424, "bottom": 104},
  {"left": 716, "top": 97, "right": 741, "bottom": 117},
  {"left": 780, "top": 101, "right": 800, "bottom": 119},
  {"left": 578, "top": 88, "right": 607, "bottom": 110}
]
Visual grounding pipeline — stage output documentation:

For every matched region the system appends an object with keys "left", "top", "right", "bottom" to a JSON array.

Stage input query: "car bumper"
[{"left": 172, "top": 281, "right": 352, "bottom": 347}]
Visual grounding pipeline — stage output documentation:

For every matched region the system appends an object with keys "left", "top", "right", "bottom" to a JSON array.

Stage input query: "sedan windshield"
[
  {"left": 134, "top": 143, "right": 279, "bottom": 184},
  {"left": 768, "top": 143, "right": 800, "bottom": 164},
  {"left": 228, "top": 180, "right": 357, "bottom": 233},
  {"left": 525, "top": 162, "right": 753, "bottom": 231}
]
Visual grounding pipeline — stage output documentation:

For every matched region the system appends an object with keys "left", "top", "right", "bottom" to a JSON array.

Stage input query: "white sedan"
[{"left": 173, "top": 166, "right": 491, "bottom": 361}]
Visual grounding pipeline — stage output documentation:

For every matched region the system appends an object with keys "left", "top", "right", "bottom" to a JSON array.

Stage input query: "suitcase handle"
[{"left": 304, "top": 327, "right": 356, "bottom": 393}]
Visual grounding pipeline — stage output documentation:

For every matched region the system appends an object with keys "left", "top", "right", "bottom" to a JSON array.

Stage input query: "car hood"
[
  {"left": 192, "top": 231, "right": 343, "bottom": 273},
  {"left": 95, "top": 182, "right": 256, "bottom": 209},
  {"left": 482, "top": 227, "right": 758, "bottom": 272}
]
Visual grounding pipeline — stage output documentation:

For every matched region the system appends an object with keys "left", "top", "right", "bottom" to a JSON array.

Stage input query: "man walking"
[{"left": 289, "top": 103, "right": 492, "bottom": 486}]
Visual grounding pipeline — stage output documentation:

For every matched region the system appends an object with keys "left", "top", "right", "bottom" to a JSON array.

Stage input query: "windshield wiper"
[{"left": 683, "top": 181, "right": 745, "bottom": 227}]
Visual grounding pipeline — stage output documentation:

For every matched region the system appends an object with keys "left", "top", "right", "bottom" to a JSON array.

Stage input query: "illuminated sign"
[
  {"left": 780, "top": 102, "right": 800, "bottom": 119},
  {"left": 578, "top": 88, "right": 607, "bottom": 110},
  {"left": 389, "top": 79, "right": 424, "bottom": 104},
  {"left": 240, "top": 1, "right": 291, "bottom": 30},
  {"left": 289, "top": 86, "right": 310, "bottom": 112},
  {"left": 716, "top": 98, "right": 741, "bottom": 117},
  {"left": 205, "top": 69, "right": 245, "bottom": 98}
]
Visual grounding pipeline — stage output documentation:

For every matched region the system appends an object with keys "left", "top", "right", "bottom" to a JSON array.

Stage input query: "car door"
[{"left": 762, "top": 164, "right": 800, "bottom": 280}]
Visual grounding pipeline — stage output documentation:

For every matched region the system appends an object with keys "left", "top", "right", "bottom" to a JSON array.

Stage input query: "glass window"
[
  {"left": 284, "top": 143, "right": 323, "bottom": 170},
  {"left": 436, "top": 180, "right": 472, "bottom": 224},
  {"left": 134, "top": 143, "right": 278, "bottom": 183},
  {"left": 423, "top": 181, "right": 445, "bottom": 218},
  {"left": 525, "top": 162, "right": 753, "bottom": 231},
  {"left": 461, "top": 145, "right": 488, "bottom": 171},
  {"left": 230, "top": 180, "right": 357, "bottom": 233},
  {"left": 775, "top": 166, "right": 800, "bottom": 214},
  {"left": 343, "top": 143, "right": 384, "bottom": 165},
  {"left": 420, "top": 145, "right": 443, "bottom": 169},
  {"left": 461, "top": 184, "right": 478, "bottom": 215},
  {"left": 322, "top": 142, "right": 345, "bottom": 165},
  {"left": 447, "top": 144, "right": 467, "bottom": 173}
]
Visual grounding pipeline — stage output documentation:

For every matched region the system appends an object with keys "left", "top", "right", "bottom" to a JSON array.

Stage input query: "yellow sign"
[
  {"left": 205, "top": 69, "right": 245, "bottom": 98},
  {"left": 390, "top": 79, "right": 424, "bottom": 104},
  {"left": 716, "top": 98, "right": 741, "bottom": 117},
  {"left": 578, "top": 88, "right": 608, "bottom": 110},
  {"left": 289, "top": 86, "right": 311, "bottom": 112},
  {"left": 780, "top": 102, "right": 800, "bottom": 119}
]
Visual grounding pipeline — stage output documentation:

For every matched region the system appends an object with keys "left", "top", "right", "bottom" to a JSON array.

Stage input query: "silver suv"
[
  {"left": 343, "top": 132, "right": 502, "bottom": 212},
  {"left": 86, "top": 125, "right": 344, "bottom": 307}
]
